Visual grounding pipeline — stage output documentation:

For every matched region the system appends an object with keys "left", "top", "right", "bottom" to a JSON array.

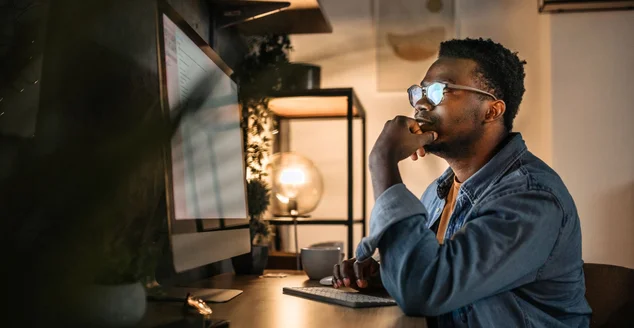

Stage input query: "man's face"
[{"left": 414, "top": 57, "right": 490, "bottom": 158}]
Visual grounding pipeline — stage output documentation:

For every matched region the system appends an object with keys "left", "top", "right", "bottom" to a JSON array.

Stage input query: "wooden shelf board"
[
  {"left": 269, "top": 96, "right": 359, "bottom": 118},
  {"left": 267, "top": 87, "right": 366, "bottom": 118},
  {"left": 234, "top": 0, "right": 333, "bottom": 35}
]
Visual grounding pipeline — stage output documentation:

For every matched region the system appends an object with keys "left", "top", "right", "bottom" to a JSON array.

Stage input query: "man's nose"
[{"left": 414, "top": 98, "right": 432, "bottom": 113}]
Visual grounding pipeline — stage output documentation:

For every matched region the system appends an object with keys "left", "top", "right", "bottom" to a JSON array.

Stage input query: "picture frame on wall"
[{"left": 375, "top": 0, "right": 456, "bottom": 92}]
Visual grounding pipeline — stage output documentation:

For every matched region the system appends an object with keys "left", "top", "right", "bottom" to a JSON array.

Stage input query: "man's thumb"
[{"left": 418, "top": 131, "right": 437, "bottom": 146}]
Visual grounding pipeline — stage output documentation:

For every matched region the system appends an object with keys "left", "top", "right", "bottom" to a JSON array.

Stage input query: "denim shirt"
[{"left": 356, "top": 133, "right": 592, "bottom": 327}]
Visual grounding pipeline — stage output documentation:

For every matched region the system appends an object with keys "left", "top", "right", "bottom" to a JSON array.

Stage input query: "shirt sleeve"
[
  {"left": 361, "top": 183, "right": 563, "bottom": 317},
  {"left": 355, "top": 183, "right": 430, "bottom": 261}
]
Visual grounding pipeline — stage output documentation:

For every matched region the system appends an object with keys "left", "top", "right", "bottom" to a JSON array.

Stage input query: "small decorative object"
[
  {"left": 185, "top": 293, "right": 213, "bottom": 316},
  {"left": 266, "top": 152, "right": 324, "bottom": 269}
]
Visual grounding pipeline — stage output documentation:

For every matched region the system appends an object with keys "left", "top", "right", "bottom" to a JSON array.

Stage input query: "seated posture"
[{"left": 333, "top": 38, "right": 592, "bottom": 327}]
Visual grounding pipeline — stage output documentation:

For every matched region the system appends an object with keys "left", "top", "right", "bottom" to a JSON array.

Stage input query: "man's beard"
[{"left": 423, "top": 129, "right": 483, "bottom": 159}]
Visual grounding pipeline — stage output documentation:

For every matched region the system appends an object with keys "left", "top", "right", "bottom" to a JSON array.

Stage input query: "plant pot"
[
  {"left": 74, "top": 281, "right": 147, "bottom": 327},
  {"left": 278, "top": 62, "right": 321, "bottom": 91},
  {"left": 232, "top": 245, "right": 269, "bottom": 275}
]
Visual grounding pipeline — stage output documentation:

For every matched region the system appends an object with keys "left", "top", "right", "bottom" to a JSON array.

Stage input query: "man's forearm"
[
  {"left": 375, "top": 189, "right": 563, "bottom": 316},
  {"left": 369, "top": 152, "right": 402, "bottom": 200}
]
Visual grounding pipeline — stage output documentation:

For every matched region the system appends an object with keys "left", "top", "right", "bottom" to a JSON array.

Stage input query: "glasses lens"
[
  {"left": 427, "top": 83, "right": 444, "bottom": 106},
  {"left": 408, "top": 85, "right": 423, "bottom": 107}
]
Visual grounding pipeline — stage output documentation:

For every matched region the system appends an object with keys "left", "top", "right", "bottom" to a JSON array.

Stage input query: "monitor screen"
[
  {"left": 158, "top": 4, "right": 250, "bottom": 273},
  {"left": 163, "top": 14, "right": 247, "bottom": 223}
]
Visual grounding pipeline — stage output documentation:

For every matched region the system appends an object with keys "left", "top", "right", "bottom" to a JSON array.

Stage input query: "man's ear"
[{"left": 484, "top": 100, "right": 506, "bottom": 123}]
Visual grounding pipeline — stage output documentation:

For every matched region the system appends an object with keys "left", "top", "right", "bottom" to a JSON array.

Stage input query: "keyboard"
[{"left": 282, "top": 287, "right": 397, "bottom": 308}]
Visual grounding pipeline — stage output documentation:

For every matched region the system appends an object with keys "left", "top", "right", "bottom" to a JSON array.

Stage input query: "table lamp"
[{"left": 267, "top": 152, "right": 323, "bottom": 269}]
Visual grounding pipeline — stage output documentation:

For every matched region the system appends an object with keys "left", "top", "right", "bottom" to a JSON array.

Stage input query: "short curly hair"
[{"left": 438, "top": 38, "right": 527, "bottom": 131}]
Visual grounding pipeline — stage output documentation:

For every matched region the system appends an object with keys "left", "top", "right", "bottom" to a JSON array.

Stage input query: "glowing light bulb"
[
  {"left": 279, "top": 167, "right": 306, "bottom": 186},
  {"left": 267, "top": 152, "right": 323, "bottom": 217}
]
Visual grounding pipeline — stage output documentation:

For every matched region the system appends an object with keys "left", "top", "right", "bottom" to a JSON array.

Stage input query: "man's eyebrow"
[{"left": 420, "top": 78, "right": 457, "bottom": 86}]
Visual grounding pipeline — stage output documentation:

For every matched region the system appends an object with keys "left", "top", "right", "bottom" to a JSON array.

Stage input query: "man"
[{"left": 332, "top": 38, "right": 592, "bottom": 327}]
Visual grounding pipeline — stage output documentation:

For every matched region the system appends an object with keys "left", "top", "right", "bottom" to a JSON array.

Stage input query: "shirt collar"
[{"left": 435, "top": 133, "right": 527, "bottom": 203}]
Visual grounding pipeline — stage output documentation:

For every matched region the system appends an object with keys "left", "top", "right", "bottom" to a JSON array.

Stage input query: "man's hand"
[
  {"left": 408, "top": 119, "right": 431, "bottom": 161},
  {"left": 369, "top": 116, "right": 437, "bottom": 200},
  {"left": 370, "top": 115, "right": 437, "bottom": 164},
  {"left": 332, "top": 257, "right": 381, "bottom": 290}
]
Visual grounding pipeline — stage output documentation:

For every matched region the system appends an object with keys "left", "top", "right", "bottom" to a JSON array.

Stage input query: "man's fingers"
[
  {"left": 417, "top": 147, "right": 425, "bottom": 158},
  {"left": 353, "top": 260, "right": 366, "bottom": 281},
  {"left": 410, "top": 122, "right": 424, "bottom": 161},
  {"left": 353, "top": 260, "right": 368, "bottom": 288},
  {"left": 408, "top": 116, "right": 435, "bottom": 153},
  {"left": 333, "top": 264, "right": 342, "bottom": 288},
  {"left": 417, "top": 131, "right": 437, "bottom": 146},
  {"left": 339, "top": 260, "right": 354, "bottom": 287},
  {"left": 409, "top": 122, "right": 422, "bottom": 135}
]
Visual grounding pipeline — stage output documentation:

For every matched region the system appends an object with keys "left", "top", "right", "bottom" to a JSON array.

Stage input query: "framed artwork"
[{"left": 375, "top": 0, "right": 456, "bottom": 92}]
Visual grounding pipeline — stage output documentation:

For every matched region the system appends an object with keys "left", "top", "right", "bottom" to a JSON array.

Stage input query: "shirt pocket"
[{"left": 458, "top": 304, "right": 474, "bottom": 324}]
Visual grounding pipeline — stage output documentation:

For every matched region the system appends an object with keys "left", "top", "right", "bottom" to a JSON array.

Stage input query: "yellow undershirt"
[{"left": 436, "top": 178, "right": 462, "bottom": 244}]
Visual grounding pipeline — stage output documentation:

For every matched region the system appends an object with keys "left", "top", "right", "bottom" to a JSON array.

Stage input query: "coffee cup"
[{"left": 300, "top": 247, "right": 341, "bottom": 280}]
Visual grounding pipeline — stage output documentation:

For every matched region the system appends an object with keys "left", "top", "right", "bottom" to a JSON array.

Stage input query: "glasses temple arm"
[{"left": 446, "top": 83, "right": 498, "bottom": 100}]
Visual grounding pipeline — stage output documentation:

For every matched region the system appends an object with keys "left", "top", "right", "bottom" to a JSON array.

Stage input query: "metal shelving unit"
[{"left": 267, "top": 87, "right": 366, "bottom": 258}]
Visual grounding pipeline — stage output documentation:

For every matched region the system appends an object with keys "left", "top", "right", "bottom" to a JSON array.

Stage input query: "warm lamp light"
[
  {"left": 267, "top": 152, "right": 323, "bottom": 217},
  {"left": 279, "top": 167, "right": 306, "bottom": 187},
  {"left": 266, "top": 152, "right": 324, "bottom": 269}
]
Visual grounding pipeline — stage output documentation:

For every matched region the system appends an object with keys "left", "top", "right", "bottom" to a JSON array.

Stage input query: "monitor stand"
[{"left": 146, "top": 282, "right": 243, "bottom": 303}]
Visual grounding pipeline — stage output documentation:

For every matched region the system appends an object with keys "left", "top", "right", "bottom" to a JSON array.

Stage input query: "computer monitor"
[{"left": 152, "top": 1, "right": 251, "bottom": 302}]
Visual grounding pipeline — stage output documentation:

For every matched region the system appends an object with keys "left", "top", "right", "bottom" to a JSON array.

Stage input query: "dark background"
[{"left": 0, "top": 0, "right": 248, "bottom": 324}]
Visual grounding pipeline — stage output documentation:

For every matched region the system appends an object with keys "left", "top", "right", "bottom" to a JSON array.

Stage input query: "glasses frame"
[{"left": 407, "top": 81, "right": 498, "bottom": 108}]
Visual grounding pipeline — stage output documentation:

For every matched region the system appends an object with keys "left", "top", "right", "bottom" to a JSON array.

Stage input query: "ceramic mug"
[{"left": 300, "top": 247, "right": 342, "bottom": 280}]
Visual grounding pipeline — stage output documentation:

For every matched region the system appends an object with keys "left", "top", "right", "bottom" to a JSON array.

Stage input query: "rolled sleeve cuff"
[{"left": 356, "top": 183, "right": 428, "bottom": 260}]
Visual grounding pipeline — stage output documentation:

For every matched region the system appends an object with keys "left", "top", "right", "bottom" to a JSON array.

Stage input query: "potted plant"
[
  {"left": 68, "top": 152, "right": 167, "bottom": 327},
  {"left": 231, "top": 178, "right": 274, "bottom": 274},
  {"left": 230, "top": 35, "right": 292, "bottom": 274}
]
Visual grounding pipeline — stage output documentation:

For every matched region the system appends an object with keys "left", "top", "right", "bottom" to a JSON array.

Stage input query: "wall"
[
  {"left": 279, "top": 0, "right": 552, "bottom": 258},
  {"left": 551, "top": 11, "right": 634, "bottom": 269},
  {"left": 456, "top": 0, "right": 552, "bottom": 164}
]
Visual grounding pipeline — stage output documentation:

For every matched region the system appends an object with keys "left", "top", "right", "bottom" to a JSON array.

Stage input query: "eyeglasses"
[{"left": 407, "top": 81, "right": 498, "bottom": 108}]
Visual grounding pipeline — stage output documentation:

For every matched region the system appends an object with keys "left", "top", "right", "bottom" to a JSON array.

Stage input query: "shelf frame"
[
  {"left": 268, "top": 88, "right": 367, "bottom": 257},
  {"left": 267, "top": 218, "right": 365, "bottom": 225}
]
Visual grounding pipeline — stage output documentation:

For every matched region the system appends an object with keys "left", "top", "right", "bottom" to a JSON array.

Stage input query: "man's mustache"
[{"left": 415, "top": 114, "right": 437, "bottom": 126}]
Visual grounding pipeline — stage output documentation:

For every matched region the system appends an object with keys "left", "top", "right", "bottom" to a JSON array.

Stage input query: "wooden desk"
[{"left": 143, "top": 270, "right": 428, "bottom": 328}]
